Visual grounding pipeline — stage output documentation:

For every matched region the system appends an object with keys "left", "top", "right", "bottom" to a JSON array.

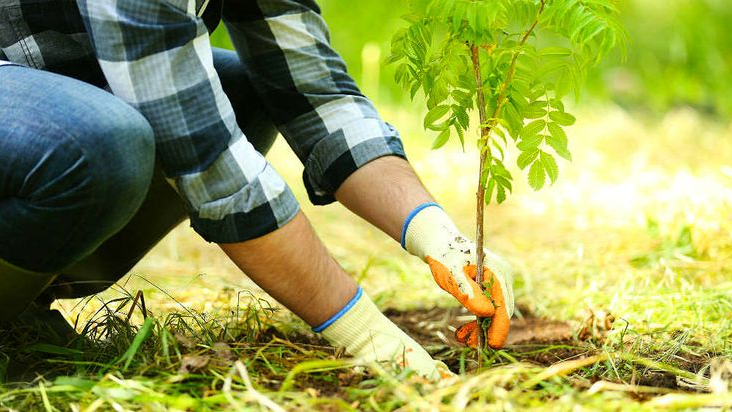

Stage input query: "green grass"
[{"left": 1, "top": 107, "right": 732, "bottom": 410}]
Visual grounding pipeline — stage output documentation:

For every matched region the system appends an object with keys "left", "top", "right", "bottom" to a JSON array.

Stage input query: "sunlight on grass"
[
  {"left": 92, "top": 106, "right": 732, "bottom": 334},
  {"left": 13, "top": 106, "right": 730, "bottom": 410}
]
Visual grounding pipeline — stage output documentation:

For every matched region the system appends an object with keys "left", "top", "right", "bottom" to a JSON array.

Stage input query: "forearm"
[
  {"left": 220, "top": 210, "right": 447, "bottom": 379},
  {"left": 334, "top": 156, "right": 434, "bottom": 242},
  {"left": 219, "top": 211, "right": 356, "bottom": 326}
]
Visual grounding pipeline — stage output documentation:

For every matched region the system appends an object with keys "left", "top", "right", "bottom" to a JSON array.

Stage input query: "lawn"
[{"left": 1, "top": 105, "right": 731, "bottom": 411}]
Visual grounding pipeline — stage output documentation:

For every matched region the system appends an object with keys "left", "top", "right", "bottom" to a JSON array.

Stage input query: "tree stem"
[
  {"left": 470, "top": 45, "right": 490, "bottom": 360},
  {"left": 468, "top": 0, "right": 546, "bottom": 363}
]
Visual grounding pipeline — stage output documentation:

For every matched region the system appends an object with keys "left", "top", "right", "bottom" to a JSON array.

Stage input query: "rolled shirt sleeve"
[
  {"left": 76, "top": 0, "right": 299, "bottom": 243},
  {"left": 221, "top": 0, "right": 407, "bottom": 205}
]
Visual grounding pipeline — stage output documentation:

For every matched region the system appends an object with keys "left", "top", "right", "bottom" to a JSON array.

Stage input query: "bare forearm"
[
  {"left": 334, "top": 156, "right": 434, "bottom": 242},
  {"left": 219, "top": 211, "right": 356, "bottom": 326},
  {"left": 220, "top": 167, "right": 449, "bottom": 379}
]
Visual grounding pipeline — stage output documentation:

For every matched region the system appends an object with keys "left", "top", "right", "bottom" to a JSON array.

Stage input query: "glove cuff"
[
  {"left": 402, "top": 203, "right": 459, "bottom": 260},
  {"left": 317, "top": 287, "right": 379, "bottom": 355},
  {"left": 312, "top": 286, "right": 363, "bottom": 333}
]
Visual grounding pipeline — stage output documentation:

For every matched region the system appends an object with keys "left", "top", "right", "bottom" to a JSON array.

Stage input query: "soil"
[
  {"left": 382, "top": 306, "right": 712, "bottom": 391},
  {"left": 383, "top": 306, "right": 585, "bottom": 372},
  {"left": 262, "top": 302, "right": 710, "bottom": 402},
  {"left": 383, "top": 306, "right": 575, "bottom": 348}
]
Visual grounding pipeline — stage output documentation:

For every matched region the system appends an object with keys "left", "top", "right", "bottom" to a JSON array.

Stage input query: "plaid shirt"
[{"left": 0, "top": 0, "right": 406, "bottom": 243}]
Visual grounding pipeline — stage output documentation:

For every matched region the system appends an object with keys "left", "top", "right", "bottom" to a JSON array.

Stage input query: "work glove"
[
  {"left": 455, "top": 321, "right": 485, "bottom": 349},
  {"left": 316, "top": 287, "right": 454, "bottom": 381},
  {"left": 402, "top": 203, "right": 514, "bottom": 348}
]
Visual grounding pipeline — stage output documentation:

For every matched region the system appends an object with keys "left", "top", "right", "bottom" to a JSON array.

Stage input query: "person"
[{"left": 0, "top": 0, "right": 514, "bottom": 380}]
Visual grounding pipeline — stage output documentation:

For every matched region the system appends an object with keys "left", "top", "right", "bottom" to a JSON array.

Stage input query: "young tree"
[{"left": 388, "top": 0, "right": 626, "bottom": 354}]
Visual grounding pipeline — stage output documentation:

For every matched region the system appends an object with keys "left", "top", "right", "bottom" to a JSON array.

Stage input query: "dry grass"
[{"left": 2, "top": 106, "right": 731, "bottom": 411}]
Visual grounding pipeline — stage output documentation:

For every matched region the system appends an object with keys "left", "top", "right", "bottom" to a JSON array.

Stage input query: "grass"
[{"left": 1, "top": 106, "right": 731, "bottom": 411}]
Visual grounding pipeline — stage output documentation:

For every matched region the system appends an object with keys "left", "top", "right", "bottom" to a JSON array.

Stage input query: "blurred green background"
[{"left": 212, "top": 0, "right": 732, "bottom": 119}]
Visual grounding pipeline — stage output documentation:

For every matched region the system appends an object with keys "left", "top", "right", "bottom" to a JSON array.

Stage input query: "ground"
[{"left": 1, "top": 106, "right": 731, "bottom": 411}]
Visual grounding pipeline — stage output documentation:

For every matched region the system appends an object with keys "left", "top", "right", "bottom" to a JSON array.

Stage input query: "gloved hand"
[
  {"left": 402, "top": 203, "right": 514, "bottom": 348},
  {"left": 456, "top": 320, "right": 498, "bottom": 349},
  {"left": 316, "top": 287, "right": 454, "bottom": 381}
]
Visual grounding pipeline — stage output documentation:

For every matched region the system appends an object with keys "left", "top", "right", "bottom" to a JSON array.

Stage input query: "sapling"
[{"left": 388, "top": 0, "right": 626, "bottom": 355}]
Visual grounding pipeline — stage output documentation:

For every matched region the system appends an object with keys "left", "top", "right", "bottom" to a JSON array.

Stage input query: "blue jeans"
[
  {"left": 0, "top": 65, "right": 155, "bottom": 272},
  {"left": 0, "top": 48, "right": 278, "bottom": 297}
]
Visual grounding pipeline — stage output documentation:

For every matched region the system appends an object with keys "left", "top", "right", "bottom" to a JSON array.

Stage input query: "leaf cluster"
[{"left": 388, "top": 0, "right": 626, "bottom": 203}]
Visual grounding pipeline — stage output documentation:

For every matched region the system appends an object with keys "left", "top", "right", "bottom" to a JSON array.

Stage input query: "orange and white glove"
[
  {"left": 402, "top": 203, "right": 514, "bottom": 348},
  {"left": 315, "top": 287, "right": 454, "bottom": 381}
]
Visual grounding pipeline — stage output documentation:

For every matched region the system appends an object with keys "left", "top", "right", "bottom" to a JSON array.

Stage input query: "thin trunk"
[
  {"left": 470, "top": 45, "right": 490, "bottom": 359},
  {"left": 467, "top": 1, "right": 547, "bottom": 363}
]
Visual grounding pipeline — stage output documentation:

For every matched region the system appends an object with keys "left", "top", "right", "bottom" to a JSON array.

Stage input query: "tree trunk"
[{"left": 470, "top": 45, "right": 489, "bottom": 359}]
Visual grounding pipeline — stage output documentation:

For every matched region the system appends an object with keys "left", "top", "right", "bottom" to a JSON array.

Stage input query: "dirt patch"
[
  {"left": 382, "top": 306, "right": 593, "bottom": 375},
  {"left": 383, "top": 307, "right": 716, "bottom": 392},
  {"left": 384, "top": 307, "right": 577, "bottom": 351},
  {"left": 505, "top": 316, "right": 574, "bottom": 345}
]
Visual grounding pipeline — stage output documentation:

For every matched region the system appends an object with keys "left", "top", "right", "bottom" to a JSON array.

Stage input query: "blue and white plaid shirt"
[{"left": 0, "top": 0, "right": 406, "bottom": 243}]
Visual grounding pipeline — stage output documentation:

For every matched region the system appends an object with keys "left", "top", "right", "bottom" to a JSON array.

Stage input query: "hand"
[
  {"left": 426, "top": 238, "right": 514, "bottom": 348},
  {"left": 456, "top": 319, "right": 509, "bottom": 349},
  {"left": 318, "top": 287, "right": 455, "bottom": 381},
  {"left": 402, "top": 204, "right": 514, "bottom": 348}
]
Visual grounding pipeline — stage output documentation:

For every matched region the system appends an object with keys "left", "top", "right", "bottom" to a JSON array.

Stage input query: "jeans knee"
[
  {"left": 0, "top": 67, "right": 156, "bottom": 272},
  {"left": 85, "top": 107, "right": 155, "bottom": 222}
]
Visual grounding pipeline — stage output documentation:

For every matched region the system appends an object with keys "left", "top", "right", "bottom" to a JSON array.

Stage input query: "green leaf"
[
  {"left": 539, "top": 46, "right": 572, "bottom": 57},
  {"left": 26, "top": 343, "right": 84, "bottom": 356},
  {"left": 517, "top": 149, "right": 539, "bottom": 170},
  {"left": 53, "top": 376, "right": 96, "bottom": 390},
  {"left": 503, "top": 102, "right": 523, "bottom": 139},
  {"left": 493, "top": 174, "right": 512, "bottom": 193},
  {"left": 547, "top": 122, "right": 567, "bottom": 142},
  {"left": 540, "top": 151, "right": 559, "bottom": 184},
  {"left": 410, "top": 81, "right": 421, "bottom": 99},
  {"left": 547, "top": 122, "right": 572, "bottom": 160},
  {"left": 523, "top": 105, "right": 547, "bottom": 119},
  {"left": 454, "top": 123, "right": 465, "bottom": 150},
  {"left": 493, "top": 126, "right": 507, "bottom": 145},
  {"left": 423, "top": 105, "right": 450, "bottom": 129},
  {"left": 510, "top": 90, "right": 529, "bottom": 111},
  {"left": 118, "top": 317, "right": 154, "bottom": 371},
  {"left": 496, "top": 183, "right": 507, "bottom": 204},
  {"left": 549, "top": 111, "right": 577, "bottom": 126},
  {"left": 512, "top": 77, "right": 532, "bottom": 97},
  {"left": 485, "top": 177, "right": 496, "bottom": 205},
  {"left": 515, "top": 53, "right": 539, "bottom": 74},
  {"left": 432, "top": 80, "right": 449, "bottom": 102},
  {"left": 453, "top": 106, "right": 470, "bottom": 129},
  {"left": 549, "top": 99, "right": 565, "bottom": 112},
  {"left": 528, "top": 160, "right": 545, "bottom": 191},
  {"left": 452, "top": 1, "right": 466, "bottom": 31},
  {"left": 529, "top": 84, "right": 547, "bottom": 101},
  {"left": 432, "top": 128, "right": 450, "bottom": 149},
  {"left": 491, "top": 138, "right": 505, "bottom": 160},
  {"left": 517, "top": 133, "right": 544, "bottom": 151},
  {"left": 555, "top": 70, "right": 573, "bottom": 98},
  {"left": 538, "top": 59, "right": 570, "bottom": 77},
  {"left": 467, "top": 3, "right": 478, "bottom": 31},
  {"left": 520, "top": 120, "right": 546, "bottom": 140},
  {"left": 547, "top": 137, "right": 572, "bottom": 161}
]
